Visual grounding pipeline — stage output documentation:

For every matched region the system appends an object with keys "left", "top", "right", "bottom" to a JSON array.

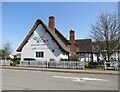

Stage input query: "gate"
[{"left": 104, "top": 60, "right": 120, "bottom": 71}]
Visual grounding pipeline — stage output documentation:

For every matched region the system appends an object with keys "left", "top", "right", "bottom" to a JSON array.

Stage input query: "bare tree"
[
  {"left": 91, "top": 12, "right": 119, "bottom": 62},
  {"left": 2, "top": 41, "right": 13, "bottom": 57}
]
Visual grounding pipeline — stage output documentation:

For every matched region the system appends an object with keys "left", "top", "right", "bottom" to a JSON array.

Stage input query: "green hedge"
[{"left": 85, "top": 62, "right": 104, "bottom": 69}]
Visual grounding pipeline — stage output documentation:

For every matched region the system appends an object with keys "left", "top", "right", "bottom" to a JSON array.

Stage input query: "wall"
[{"left": 21, "top": 24, "right": 68, "bottom": 61}]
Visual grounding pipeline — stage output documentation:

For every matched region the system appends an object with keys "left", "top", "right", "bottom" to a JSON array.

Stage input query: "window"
[
  {"left": 63, "top": 51, "right": 65, "bottom": 55},
  {"left": 80, "top": 53, "right": 85, "bottom": 58},
  {"left": 36, "top": 52, "right": 44, "bottom": 58},
  {"left": 52, "top": 49, "right": 55, "bottom": 52}
]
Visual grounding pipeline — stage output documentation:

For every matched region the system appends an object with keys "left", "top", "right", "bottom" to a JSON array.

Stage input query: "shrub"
[
  {"left": 68, "top": 55, "right": 80, "bottom": 61},
  {"left": 84, "top": 63, "right": 89, "bottom": 68},
  {"left": 88, "top": 62, "right": 103, "bottom": 69},
  {"left": 49, "top": 58, "right": 56, "bottom": 64},
  {"left": 11, "top": 58, "right": 20, "bottom": 66},
  {"left": 49, "top": 58, "right": 55, "bottom": 62}
]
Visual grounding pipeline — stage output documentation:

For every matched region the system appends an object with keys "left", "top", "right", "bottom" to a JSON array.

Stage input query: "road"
[{"left": 2, "top": 69, "right": 118, "bottom": 90}]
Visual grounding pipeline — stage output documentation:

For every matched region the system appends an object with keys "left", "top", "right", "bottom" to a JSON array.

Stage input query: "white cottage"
[{"left": 17, "top": 16, "right": 70, "bottom": 61}]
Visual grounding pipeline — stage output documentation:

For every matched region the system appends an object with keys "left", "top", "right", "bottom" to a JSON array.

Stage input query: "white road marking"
[
  {"left": 82, "top": 77, "right": 108, "bottom": 81},
  {"left": 72, "top": 78, "right": 86, "bottom": 82},
  {"left": 53, "top": 76, "right": 76, "bottom": 79},
  {"left": 53, "top": 76, "right": 108, "bottom": 82}
]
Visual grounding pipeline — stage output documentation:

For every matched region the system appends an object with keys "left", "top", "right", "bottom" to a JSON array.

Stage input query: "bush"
[
  {"left": 69, "top": 55, "right": 80, "bottom": 61},
  {"left": 84, "top": 63, "right": 89, "bottom": 68},
  {"left": 87, "top": 62, "right": 103, "bottom": 69},
  {"left": 49, "top": 58, "right": 56, "bottom": 64},
  {"left": 49, "top": 58, "right": 55, "bottom": 62},
  {"left": 11, "top": 58, "right": 20, "bottom": 66}
]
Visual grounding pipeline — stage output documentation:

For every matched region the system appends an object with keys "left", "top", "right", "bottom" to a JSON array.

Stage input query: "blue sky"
[{"left": 2, "top": 2, "right": 118, "bottom": 53}]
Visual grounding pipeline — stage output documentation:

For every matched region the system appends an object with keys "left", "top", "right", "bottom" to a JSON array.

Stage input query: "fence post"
[
  {"left": 47, "top": 61, "right": 48, "bottom": 68},
  {"left": 35, "top": 60, "right": 37, "bottom": 67},
  {"left": 75, "top": 61, "right": 76, "bottom": 69},
  {"left": 8, "top": 60, "right": 10, "bottom": 66},
  {"left": 63, "top": 61, "right": 65, "bottom": 68},
  {"left": 104, "top": 60, "right": 106, "bottom": 70},
  {"left": 20, "top": 61, "right": 21, "bottom": 66},
  {"left": 83, "top": 61, "right": 85, "bottom": 69}
]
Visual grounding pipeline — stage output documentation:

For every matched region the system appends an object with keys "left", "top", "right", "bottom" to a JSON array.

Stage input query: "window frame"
[{"left": 36, "top": 52, "right": 44, "bottom": 58}]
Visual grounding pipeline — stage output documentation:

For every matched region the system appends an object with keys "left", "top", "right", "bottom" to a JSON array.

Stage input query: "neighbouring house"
[
  {"left": 110, "top": 50, "right": 120, "bottom": 61},
  {"left": 75, "top": 39, "right": 100, "bottom": 62},
  {"left": 75, "top": 39, "right": 93, "bottom": 62},
  {"left": 17, "top": 16, "right": 120, "bottom": 62},
  {"left": 16, "top": 53, "right": 21, "bottom": 58},
  {"left": 92, "top": 41, "right": 120, "bottom": 62},
  {"left": 92, "top": 42, "right": 100, "bottom": 62},
  {"left": 9, "top": 54, "right": 14, "bottom": 59}
]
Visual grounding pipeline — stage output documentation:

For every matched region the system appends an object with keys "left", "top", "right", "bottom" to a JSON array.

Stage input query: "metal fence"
[
  {"left": 0, "top": 60, "right": 11, "bottom": 66},
  {"left": 104, "top": 60, "right": 120, "bottom": 71},
  {"left": 20, "top": 60, "right": 85, "bottom": 69}
]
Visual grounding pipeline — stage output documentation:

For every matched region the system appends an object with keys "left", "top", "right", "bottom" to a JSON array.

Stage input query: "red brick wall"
[
  {"left": 70, "top": 30, "right": 77, "bottom": 53},
  {"left": 48, "top": 16, "right": 55, "bottom": 33}
]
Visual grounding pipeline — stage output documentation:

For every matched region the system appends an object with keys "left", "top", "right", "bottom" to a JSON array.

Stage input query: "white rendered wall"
[{"left": 21, "top": 24, "right": 68, "bottom": 61}]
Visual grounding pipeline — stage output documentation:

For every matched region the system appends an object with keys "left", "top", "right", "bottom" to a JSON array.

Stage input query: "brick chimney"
[
  {"left": 70, "top": 30, "right": 77, "bottom": 53},
  {"left": 48, "top": 16, "right": 55, "bottom": 33}
]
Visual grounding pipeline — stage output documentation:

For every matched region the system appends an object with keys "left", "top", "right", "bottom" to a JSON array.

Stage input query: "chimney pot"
[{"left": 70, "top": 30, "right": 75, "bottom": 37}]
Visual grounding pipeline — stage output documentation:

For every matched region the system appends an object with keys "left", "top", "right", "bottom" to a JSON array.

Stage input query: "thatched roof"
[
  {"left": 55, "top": 28, "right": 70, "bottom": 46},
  {"left": 75, "top": 39, "right": 92, "bottom": 53},
  {"left": 17, "top": 19, "right": 69, "bottom": 52}
]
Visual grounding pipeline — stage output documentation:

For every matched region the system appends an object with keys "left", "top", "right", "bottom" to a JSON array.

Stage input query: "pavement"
[{"left": 1, "top": 66, "right": 119, "bottom": 75}]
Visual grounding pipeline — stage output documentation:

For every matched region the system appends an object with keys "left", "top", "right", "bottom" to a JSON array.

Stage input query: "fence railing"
[
  {"left": 0, "top": 60, "right": 11, "bottom": 66},
  {"left": 104, "top": 60, "right": 120, "bottom": 71},
  {"left": 20, "top": 60, "right": 85, "bottom": 69}
]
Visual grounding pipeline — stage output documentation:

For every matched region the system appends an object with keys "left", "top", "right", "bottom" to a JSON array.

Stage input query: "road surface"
[{"left": 2, "top": 69, "right": 118, "bottom": 90}]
